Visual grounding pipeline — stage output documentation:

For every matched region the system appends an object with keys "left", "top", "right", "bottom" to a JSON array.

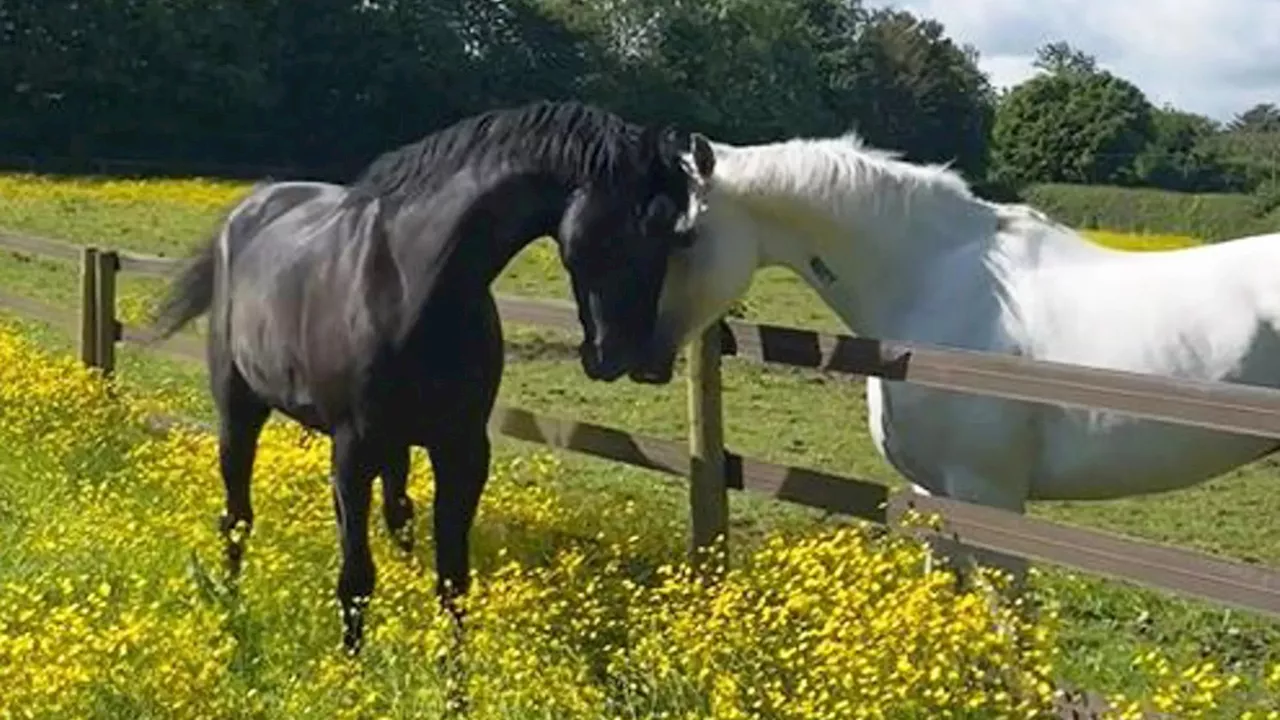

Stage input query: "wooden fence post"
[
  {"left": 687, "top": 319, "right": 729, "bottom": 578},
  {"left": 79, "top": 247, "right": 99, "bottom": 368},
  {"left": 94, "top": 250, "right": 119, "bottom": 376}
]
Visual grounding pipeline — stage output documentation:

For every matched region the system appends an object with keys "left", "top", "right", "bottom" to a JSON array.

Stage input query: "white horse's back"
[{"left": 1008, "top": 229, "right": 1280, "bottom": 378}]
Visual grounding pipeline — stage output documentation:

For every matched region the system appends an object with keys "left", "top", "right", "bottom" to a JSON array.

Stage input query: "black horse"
[{"left": 148, "top": 100, "right": 715, "bottom": 652}]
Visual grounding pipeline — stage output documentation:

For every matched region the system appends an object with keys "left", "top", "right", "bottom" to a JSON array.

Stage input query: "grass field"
[
  {"left": 2, "top": 324, "right": 1087, "bottom": 718},
  {"left": 3, "top": 174, "right": 1280, "bottom": 715}
]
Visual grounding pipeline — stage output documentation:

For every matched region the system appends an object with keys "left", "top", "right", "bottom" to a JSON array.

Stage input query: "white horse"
[{"left": 647, "top": 130, "right": 1280, "bottom": 582}]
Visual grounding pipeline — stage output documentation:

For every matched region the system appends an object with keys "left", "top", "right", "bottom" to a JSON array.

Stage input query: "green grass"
[
  {"left": 3, "top": 180, "right": 1280, "bottom": 704},
  {"left": 1024, "top": 182, "right": 1273, "bottom": 242}
]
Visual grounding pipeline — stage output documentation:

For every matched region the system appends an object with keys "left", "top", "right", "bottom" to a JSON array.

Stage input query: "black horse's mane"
[{"left": 345, "top": 100, "right": 659, "bottom": 208}]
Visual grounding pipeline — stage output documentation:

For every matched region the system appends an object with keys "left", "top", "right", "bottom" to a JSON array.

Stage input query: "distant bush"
[
  {"left": 1200, "top": 131, "right": 1280, "bottom": 192},
  {"left": 1022, "top": 183, "right": 1272, "bottom": 241},
  {"left": 1252, "top": 179, "right": 1280, "bottom": 218}
]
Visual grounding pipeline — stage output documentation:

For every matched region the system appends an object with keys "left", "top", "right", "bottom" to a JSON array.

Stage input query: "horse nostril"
[
  {"left": 579, "top": 342, "right": 601, "bottom": 377},
  {"left": 629, "top": 365, "right": 672, "bottom": 384}
]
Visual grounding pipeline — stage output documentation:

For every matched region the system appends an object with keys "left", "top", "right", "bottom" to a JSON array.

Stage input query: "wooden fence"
[
  {"left": 4, "top": 229, "right": 1280, "bottom": 715},
  {"left": 5, "top": 227, "right": 1280, "bottom": 615}
]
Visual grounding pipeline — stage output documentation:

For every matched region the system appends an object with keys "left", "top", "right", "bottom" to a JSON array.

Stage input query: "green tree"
[
  {"left": 991, "top": 45, "right": 1154, "bottom": 185},
  {"left": 0, "top": 0, "right": 601, "bottom": 175},
  {"left": 1228, "top": 103, "right": 1280, "bottom": 134},
  {"left": 541, "top": 0, "right": 857, "bottom": 141},
  {"left": 1133, "top": 107, "right": 1240, "bottom": 191},
  {"left": 837, "top": 8, "right": 995, "bottom": 179},
  {"left": 541, "top": 0, "right": 996, "bottom": 181},
  {"left": 1032, "top": 41, "right": 1097, "bottom": 75},
  {"left": 0, "top": 0, "right": 998, "bottom": 184}
]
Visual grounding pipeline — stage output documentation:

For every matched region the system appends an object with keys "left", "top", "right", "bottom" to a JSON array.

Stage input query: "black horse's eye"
[{"left": 642, "top": 195, "right": 678, "bottom": 236}]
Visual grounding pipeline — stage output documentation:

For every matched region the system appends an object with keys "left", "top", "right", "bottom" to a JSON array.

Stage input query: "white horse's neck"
[{"left": 710, "top": 138, "right": 1014, "bottom": 339}]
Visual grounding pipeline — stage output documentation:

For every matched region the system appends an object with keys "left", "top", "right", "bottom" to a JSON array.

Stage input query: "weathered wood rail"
[
  {"left": 5, "top": 228, "right": 1280, "bottom": 717},
  {"left": 3, "top": 228, "right": 1279, "bottom": 617}
]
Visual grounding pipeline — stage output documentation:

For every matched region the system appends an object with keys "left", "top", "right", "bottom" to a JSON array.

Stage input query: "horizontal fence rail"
[
  {"left": 4, "top": 228, "right": 1280, "bottom": 627},
  {"left": 494, "top": 291, "right": 1280, "bottom": 440},
  {"left": 11, "top": 229, "right": 1280, "bottom": 439}
]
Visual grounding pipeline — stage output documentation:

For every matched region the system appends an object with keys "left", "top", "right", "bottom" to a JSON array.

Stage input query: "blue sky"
[{"left": 867, "top": 0, "right": 1280, "bottom": 122}]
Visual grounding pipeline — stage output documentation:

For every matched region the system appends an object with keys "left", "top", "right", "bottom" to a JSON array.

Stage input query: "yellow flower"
[{"left": 0, "top": 319, "right": 1275, "bottom": 719}]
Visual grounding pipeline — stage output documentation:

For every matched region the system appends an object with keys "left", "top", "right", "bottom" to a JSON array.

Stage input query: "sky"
[{"left": 866, "top": 0, "right": 1280, "bottom": 123}]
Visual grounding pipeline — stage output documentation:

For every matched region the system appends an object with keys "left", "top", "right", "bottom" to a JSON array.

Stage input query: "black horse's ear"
[
  {"left": 690, "top": 132, "right": 715, "bottom": 179},
  {"left": 662, "top": 124, "right": 686, "bottom": 153}
]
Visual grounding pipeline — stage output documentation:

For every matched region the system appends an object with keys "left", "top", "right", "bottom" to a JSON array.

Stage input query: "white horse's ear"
[{"left": 690, "top": 133, "right": 715, "bottom": 179}]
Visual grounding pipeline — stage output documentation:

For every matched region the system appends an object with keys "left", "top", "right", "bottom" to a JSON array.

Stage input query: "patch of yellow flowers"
[
  {"left": 0, "top": 173, "right": 255, "bottom": 255},
  {"left": 1081, "top": 229, "right": 1201, "bottom": 251},
  {"left": 0, "top": 171, "right": 1204, "bottom": 262},
  {"left": 0, "top": 322, "right": 1277, "bottom": 719},
  {"left": 0, "top": 173, "right": 250, "bottom": 213}
]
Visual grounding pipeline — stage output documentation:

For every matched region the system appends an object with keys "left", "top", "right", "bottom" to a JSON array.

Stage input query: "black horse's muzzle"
[
  {"left": 629, "top": 347, "right": 678, "bottom": 384},
  {"left": 629, "top": 327, "right": 681, "bottom": 384},
  {"left": 580, "top": 339, "right": 633, "bottom": 382},
  {"left": 629, "top": 319, "right": 738, "bottom": 385}
]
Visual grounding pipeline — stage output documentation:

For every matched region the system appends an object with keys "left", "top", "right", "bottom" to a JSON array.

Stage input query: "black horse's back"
[{"left": 149, "top": 180, "right": 341, "bottom": 343}]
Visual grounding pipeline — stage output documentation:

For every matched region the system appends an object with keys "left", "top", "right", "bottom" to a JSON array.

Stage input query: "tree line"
[
  {"left": 993, "top": 42, "right": 1279, "bottom": 199},
  {"left": 1, "top": 0, "right": 1277, "bottom": 200}
]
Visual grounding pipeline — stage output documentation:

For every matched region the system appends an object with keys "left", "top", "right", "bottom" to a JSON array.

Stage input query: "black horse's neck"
[
  {"left": 437, "top": 173, "right": 575, "bottom": 290},
  {"left": 346, "top": 101, "right": 648, "bottom": 212},
  {"left": 342, "top": 101, "right": 664, "bottom": 332}
]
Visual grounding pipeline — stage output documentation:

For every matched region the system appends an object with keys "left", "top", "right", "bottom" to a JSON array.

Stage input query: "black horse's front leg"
[
  {"left": 380, "top": 444, "right": 415, "bottom": 553},
  {"left": 331, "top": 425, "right": 380, "bottom": 654},
  {"left": 428, "top": 429, "right": 491, "bottom": 620}
]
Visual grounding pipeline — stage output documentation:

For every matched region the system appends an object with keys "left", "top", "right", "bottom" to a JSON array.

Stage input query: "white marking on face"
[{"left": 675, "top": 152, "right": 709, "bottom": 234}]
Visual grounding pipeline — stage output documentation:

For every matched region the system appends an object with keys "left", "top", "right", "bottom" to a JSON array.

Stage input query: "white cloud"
[{"left": 867, "top": 0, "right": 1280, "bottom": 122}]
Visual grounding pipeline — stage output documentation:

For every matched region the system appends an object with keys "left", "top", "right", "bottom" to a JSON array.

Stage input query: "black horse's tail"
[
  {"left": 147, "top": 180, "right": 272, "bottom": 343},
  {"left": 148, "top": 233, "right": 218, "bottom": 341}
]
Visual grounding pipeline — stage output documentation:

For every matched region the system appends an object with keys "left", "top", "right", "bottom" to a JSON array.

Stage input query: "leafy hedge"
[{"left": 1023, "top": 183, "right": 1276, "bottom": 242}]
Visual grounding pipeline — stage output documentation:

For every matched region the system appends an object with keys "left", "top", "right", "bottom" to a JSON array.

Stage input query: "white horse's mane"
[
  {"left": 711, "top": 129, "right": 1091, "bottom": 252},
  {"left": 723, "top": 130, "right": 976, "bottom": 195},
  {"left": 713, "top": 129, "right": 992, "bottom": 237}
]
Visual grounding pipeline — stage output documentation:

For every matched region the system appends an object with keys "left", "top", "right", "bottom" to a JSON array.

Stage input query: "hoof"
[
  {"left": 439, "top": 589, "right": 468, "bottom": 628},
  {"left": 436, "top": 623, "right": 471, "bottom": 718},
  {"left": 218, "top": 514, "right": 252, "bottom": 578},
  {"left": 225, "top": 541, "right": 245, "bottom": 579},
  {"left": 341, "top": 597, "right": 370, "bottom": 656}
]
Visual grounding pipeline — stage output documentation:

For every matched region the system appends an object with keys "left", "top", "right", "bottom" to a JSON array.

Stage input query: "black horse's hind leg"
[
  {"left": 428, "top": 427, "right": 491, "bottom": 618},
  {"left": 215, "top": 368, "right": 270, "bottom": 579},
  {"left": 331, "top": 424, "right": 380, "bottom": 654},
  {"left": 380, "top": 444, "right": 415, "bottom": 553}
]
